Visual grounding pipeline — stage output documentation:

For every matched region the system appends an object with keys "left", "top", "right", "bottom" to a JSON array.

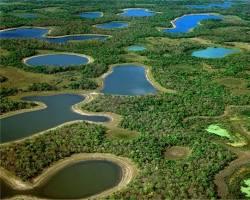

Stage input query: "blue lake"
[
  {"left": 0, "top": 27, "right": 109, "bottom": 43},
  {"left": 187, "top": 1, "right": 232, "bottom": 9},
  {"left": 192, "top": 47, "right": 240, "bottom": 58},
  {"left": 127, "top": 45, "right": 146, "bottom": 52},
  {"left": 0, "top": 94, "right": 110, "bottom": 143},
  {"left": 120, "top": 8, "right": 155, "bottom": 17},
  {"left": 163, "top": 14, "right": 222, "bottom": 34},
  {"left": 102, "top": 64, "right": 157, "bottom": 95},
  {"left": 95, "top": 21, "right": 128, "bottom": 29},
  {"left": 80, "top": 11, "right": 103, "bottom": 19},
  {"left": 25, "top": 53, "right": 90, "bottom": 68}
]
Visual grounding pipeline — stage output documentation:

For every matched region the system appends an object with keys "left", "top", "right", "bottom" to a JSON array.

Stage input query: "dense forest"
[{"left": 0, "top": 0, "right": 249, "bottom": 199}]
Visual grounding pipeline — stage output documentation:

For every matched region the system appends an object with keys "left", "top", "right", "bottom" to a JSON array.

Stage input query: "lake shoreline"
[{"left": 0, "top": 153, "right": 137, "bottom": 200}]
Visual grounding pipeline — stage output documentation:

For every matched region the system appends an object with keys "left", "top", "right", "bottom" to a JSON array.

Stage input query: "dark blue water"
[
  {"left": 101, "top": 64, "right": 157, "bottom": 95},
  {"left": 120, "top": 8, "right": 155, "bottom": 17},
  {"left": 80, "top": 11, "right": 103, "bottom": 19},
  {"left": 192, "top": 47, "right": 240, "bottom": 58},
  {"left": 95, "top": 21, "right": 128, "bottom": 29},
  {"left": 25, "top": 54, "right": 89, "bottom": 67},
  {"left": 0, "top": 27, "right": 48, "bottom": 39},
  {"left": 163, "top": 14, "right": 222, "bottom": 34},
  {"left": 0, "top": 27, "right": 109, "bottom": 43},
  {"left": 187, "top": 1, "right": 233, "bottom": 9},
  {"left": 0, "top": 94, "right": 110, "bottom": 143}
]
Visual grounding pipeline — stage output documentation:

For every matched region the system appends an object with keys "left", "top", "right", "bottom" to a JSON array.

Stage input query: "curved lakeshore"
[
  {"left": 23, "top": 53, "right": 94, "bottom": 68},
  {"left": 100, "top": 63, "right": 175, "bottom": 95},
  {"left": 0, "top": 93, "right": 111, "bottom": 144},
  {"left": 119, "top": 8, "right": 156, "bottom": 17},
  {"left": 79, "top": 11, "right": 103, "bottom": 18},
  {"left": 0, "top": 26, "right": 111, "bottom": 43},
  {"left": 0, "top": 153, "right": 137, "bottom": 199},
  {"left": 162, "top": 13, "right": 222, "bottom": 33}
]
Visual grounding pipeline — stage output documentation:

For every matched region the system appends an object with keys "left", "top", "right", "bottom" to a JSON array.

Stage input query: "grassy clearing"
[
  {"left": 0, "top": 48, "right": 10, "bottom": 56},
  {"left": 164, "top": 146, "right": 191, "bottom": 160},
  {"left": 241, "top": 178, "right": 250, "bottom": 198},
  {"left": 206, "top": 124, "right": 232, "bottom": 139},
  {"left": 0, "top": 67, "right": 56, "bottom": 89}
]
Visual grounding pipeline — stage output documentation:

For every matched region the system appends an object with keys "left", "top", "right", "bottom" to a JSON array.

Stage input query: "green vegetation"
[
  {"left": 0, "top": 0, "right": 249, "bottom": 199},
  {"left": 206, "top": 124, "right": 231, "bottom": 138},
  {"left": 241, "top": 178, "right": 250, "bottom": 198}
]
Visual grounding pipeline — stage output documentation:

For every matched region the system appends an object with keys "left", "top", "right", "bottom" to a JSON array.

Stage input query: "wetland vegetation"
[{"left": 0, "top": 0, "right": 249, "bottom": 199}]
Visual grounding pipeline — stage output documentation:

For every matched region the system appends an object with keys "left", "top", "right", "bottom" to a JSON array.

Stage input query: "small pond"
[
  {"left": 95, "top": 21, "right": 129, "bottom": 29},
  {"left": 120, "top": 8, "right": 155, "bottom": 17},
  {"left": 192, "top": 47, "right": 240, "bottom": 58},
  {"left": 163, "top": 14, "right": 222, "bottom": 34},
  {"left": 101, "top": 64, "right": 157, "bottom": 95},
  {"left": 80, "top": 11, "right": 103, "bottom": 19},
  {"left": 24, "top": 53, "right": 90, "bottom": 67},
  {"left": 0, "top": 94, "right": 109, "bottom": 143},
  {"left": 127, "top": 45, "right": 146, "bottom": 52}
]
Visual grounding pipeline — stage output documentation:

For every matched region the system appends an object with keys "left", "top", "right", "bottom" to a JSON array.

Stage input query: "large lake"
[
  {"left": 163, "top": 14, "right": 222, "bottom": 34},
  {"left": 0, "top": 27, "right": 109, "bottom": 43},
  {"left": 25, "top": 53, "right": 90, "bottom": 68},
  {"left": 101, "top": 64, "right": 157, "bottom": 95},
  {"left": 0, "top": 94, "right": 110, "bottom": 143}
]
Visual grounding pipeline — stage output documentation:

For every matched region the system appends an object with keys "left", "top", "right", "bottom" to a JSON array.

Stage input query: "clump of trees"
[{"left": 28, "top": 82, "right": 57, "bottom": 91}]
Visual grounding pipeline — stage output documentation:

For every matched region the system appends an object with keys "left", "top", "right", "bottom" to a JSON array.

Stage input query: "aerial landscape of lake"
[{"left": 0, "top": 0, "right": 249, "bottom": 199}]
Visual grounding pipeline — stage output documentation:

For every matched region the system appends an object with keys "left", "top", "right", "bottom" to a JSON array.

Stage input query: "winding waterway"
[
  {"left": 0, "top": 94, "right": 110, "bottom": 143},
  {"left": 0, "top": 27, "right": 109, "bottom": 43}
]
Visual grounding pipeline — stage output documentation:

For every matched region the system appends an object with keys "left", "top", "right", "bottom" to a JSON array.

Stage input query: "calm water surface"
[
  {"left": 95, "top": 21, "right": 128, "bottom": 29},
  {"left": 120, "top": 8, "right": 155, "bottom": 17},
  {"left": 192, "top": 47, "right": 240, "bottom": 58},
  {"left": 0, "top": 27, "right": 109, "bottom": 43},
  {"left": 80, "top": 11, "right": 103, "bottom": 19},
  {"left": 102, "top": 64, "right": 157, "bottom": 95},
  {"left": 163, "top": 14, "right": 222, "bottom": 34},
  {"left": 0, "top": 94, "right": 109, "bottom": 143},
  {"left": 127, "top": 45, "right": 146, "bottom": 52},
  {"left": 0, "top": 160, "right": 122, "bottom": 199},
  {"left": 25, "top": 54, "right": 89, "bottom": 67}
]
